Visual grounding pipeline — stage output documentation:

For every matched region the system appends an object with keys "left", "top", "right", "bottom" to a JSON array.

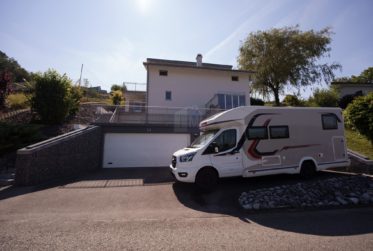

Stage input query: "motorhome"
[{"left": 170, "top": 106, "right": 350, "bottom": 189}]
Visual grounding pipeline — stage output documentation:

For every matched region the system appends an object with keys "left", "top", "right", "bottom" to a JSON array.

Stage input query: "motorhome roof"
[{"left": 199, "top": 106, "right": 342, "bottom": 128}]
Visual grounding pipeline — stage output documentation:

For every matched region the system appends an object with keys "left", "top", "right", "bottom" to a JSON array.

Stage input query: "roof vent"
[{"left": 196, "top": 54, "right": 203, "bottom": 67}]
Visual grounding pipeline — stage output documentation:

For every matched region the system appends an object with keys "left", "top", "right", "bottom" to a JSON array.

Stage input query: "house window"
[
  {"left": 217, "top": 94, "right": 246, "bottom": 109},
  {"left": 159, "top": 70, "right": 168, "bottom": 76},
  {"left": 232, "top": 76, "right": 239, "bottom": 81},
  {"left": 322, "top": 114, "right": 338, "bottom": 130},
  {"left": 269, "top": 126, "right": 289, "bottom": 139},
  {"left": 165, "top": 91, "right": 172, "bottom": 101},
  {"left": 246, "top": 126, "right": 268, "bottom": 140}
]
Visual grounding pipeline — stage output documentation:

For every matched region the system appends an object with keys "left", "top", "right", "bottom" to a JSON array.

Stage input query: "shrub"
[
  {"left": 111, "top": 90, "right": 124, "bottom": 105},
  {"left": 344, "top": 92, "right": 373, "bottom": 144},
  {"left": 0, "top": 122, "right": 44, "bottom": 155},
  {"left": 6, "top": 93, "right": 29, "bottom": 109},
  {"left": 31, "top": 69, "right": 81, "bottom": 124},
  {"left": 250, "top": 97, "right": 264, "bottom": 106},
  {"left": 309, "top": 88, "right": 338, "bottom": 107},
  {"left": 282, "top": 95, "right": 305, "bottom": 107}
]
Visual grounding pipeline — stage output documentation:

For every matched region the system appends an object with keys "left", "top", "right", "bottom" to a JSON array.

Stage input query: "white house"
[{"left": 143, "top": 54, "right": 254, "bottom": 110}]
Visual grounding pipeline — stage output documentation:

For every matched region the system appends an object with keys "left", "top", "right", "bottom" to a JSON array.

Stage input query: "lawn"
[{"left": 345, "top": 129, "right": 373, "bottom": 160}]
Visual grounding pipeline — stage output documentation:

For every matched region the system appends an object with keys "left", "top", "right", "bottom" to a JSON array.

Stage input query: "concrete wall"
[
  {"left": 147, "top": 65, "right": 251, "bottom": 108},
  {"left": 15, "top": 126, "right": 102, "bottom": 186}
]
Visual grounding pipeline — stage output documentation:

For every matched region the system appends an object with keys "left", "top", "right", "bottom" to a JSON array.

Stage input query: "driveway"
[{"left": 0, "top": 168, "right": 372, "bottom": 250}]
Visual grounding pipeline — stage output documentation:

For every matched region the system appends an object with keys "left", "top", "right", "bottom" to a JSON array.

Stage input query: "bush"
[
  {"left": 6, "top": 93, "right": 29, "bottom": 109},
  {"left": 344, "top": 92, "right": 373, "bottom": 144},
  {"left": 0, "top": 122, "right": 44, "bottom": 155},
  {"left": 282, "top": 95, "right": 305, "bottom": 107},
  {"left": 111, "top": 90, "right": 124, "bottom": 105},
  {"left": 31, "top": 69, "right": 81, "bottom": 124},
  {"left": 309, "top": 88, "right": 338, "bottom": 107},
  {"left": 250, "top": 97, "right": 264, "bottom": 106}
]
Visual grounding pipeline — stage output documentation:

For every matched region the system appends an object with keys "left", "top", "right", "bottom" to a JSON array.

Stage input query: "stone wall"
[{"left": 15, "top": 126, "right": 102, "bottom": 186}]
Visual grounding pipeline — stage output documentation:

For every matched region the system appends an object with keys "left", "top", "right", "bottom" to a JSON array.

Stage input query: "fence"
[{"left": 73, "top": 103, "right": 224, "bottom": 128}]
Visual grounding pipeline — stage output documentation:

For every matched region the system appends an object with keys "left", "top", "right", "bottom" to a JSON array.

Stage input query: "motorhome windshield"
[{"left": 190, "top": 130, "right": 219, "bottom": 148}]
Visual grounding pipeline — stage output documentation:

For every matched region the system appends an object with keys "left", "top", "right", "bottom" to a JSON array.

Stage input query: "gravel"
[{"left": 239, "top": 175, "right": 373, "bottom": 210}]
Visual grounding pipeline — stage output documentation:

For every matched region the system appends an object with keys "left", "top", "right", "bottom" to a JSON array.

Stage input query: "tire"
[
  {"left": 195, "top": 167, "right": 218, "bottom": 191},
  {"left": 300, "top": 160, "right": 316, "bottom": 179}
]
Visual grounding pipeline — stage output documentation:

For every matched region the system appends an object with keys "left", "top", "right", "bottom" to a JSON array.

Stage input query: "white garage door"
[{"left": 103, "top": 133, "right": 190, "bottom": 168}]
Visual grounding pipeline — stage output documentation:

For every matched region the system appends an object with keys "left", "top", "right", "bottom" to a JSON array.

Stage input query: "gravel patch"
[{"left": 239, "top": 175, "right": 373, "bottom": 210}]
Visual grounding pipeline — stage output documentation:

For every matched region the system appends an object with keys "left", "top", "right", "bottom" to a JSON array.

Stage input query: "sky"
[{"left": 1, "top": 0, "right": 372, "bottom": 96}]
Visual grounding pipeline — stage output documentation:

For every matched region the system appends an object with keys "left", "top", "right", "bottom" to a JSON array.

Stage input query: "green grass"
[{"left": 345, "top": 129, "right": 373, "bottom": 160}]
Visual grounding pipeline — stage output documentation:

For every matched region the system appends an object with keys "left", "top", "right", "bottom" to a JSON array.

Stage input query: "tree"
[
  {"left": 334, "top": 67, "right": 373, "bottom": 83},
  {"left": 238, "top": 26, "right": 340, "bottom": 106},
  {"left": 31, "top": 69, "right": 81, "bottom": 124},
  {"left": 0, "top": 50, "right": 31, "bottom": 108},
  {"left": 282, "top": 95, "right": 305, "bottom": 107},
  {"left": 308, "top": 88, "right": 338, "bottom": 107},
  {"left": 344, "top": 93, "right": 373, "bottom": 145},
  {"left": 111, "top": 84, "right": 124, "bottom": 92},
  {"left": 111, "top": 90, "right": 124, "bottom": 105}
]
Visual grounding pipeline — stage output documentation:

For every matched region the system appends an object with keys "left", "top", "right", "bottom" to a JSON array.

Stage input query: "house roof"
[
  {"left": 331, "top": 81, "right": 373, "bottom": 86},
  {"left": 143, "top": 58, "right": 254, "bottom": 74}
]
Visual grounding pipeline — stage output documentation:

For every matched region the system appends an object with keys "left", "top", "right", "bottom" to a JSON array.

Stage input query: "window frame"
[
  {"left": 269, "top": 125, "right": 289, "bottom": 139},
  {"left": 246, "top": 126, "right": 268, "bottom": 140},
  {"left": 231, "top": 76, "right": 239, "bottom": 81},
  {"left": 165, "top": 91, "right": 172, "bottom": 101},
  {"left": 159, "top": 70, "right": 168, "bottom": 76},
  {"left": 322, "top": 114, "right": 338, "bottom": 130}
]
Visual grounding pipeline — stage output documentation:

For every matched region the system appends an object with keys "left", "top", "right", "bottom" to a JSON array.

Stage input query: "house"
[
  {"left": 331, "top": 81, "right": 373, "bottom": 98},
  {"left": 101, "top": 55, "right": 254, "bottom": 168},
  {"left": 143, "top": 54, "right": 254, "bottom": 110}
]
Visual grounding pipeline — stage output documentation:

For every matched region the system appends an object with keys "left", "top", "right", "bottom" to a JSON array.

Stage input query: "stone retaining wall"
[{"left": 15, "top": 126, "right": 102, "bottom": 186}]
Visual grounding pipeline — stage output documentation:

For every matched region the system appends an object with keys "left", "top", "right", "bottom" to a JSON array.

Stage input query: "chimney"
[{"left": 196, "top": 54, "right": 203, "bottom": 67}]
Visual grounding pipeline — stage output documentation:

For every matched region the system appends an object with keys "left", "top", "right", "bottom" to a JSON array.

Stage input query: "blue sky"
[{"left": 1, "top": 0, "right": 372, "bottom": 96}]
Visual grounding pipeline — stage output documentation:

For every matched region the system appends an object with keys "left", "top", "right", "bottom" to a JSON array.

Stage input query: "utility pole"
[{"left": 78, "top": 64, "right": 84, "bottom": 86}]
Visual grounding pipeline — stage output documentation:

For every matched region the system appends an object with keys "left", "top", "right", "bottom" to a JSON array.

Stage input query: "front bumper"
[{"left": 169, "top": 164, "right": 195, "bottom": 183}]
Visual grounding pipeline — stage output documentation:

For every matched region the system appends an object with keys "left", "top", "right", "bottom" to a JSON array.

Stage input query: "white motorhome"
[{"left": 170, "top": 106, "right": 350, "bottom": 189}]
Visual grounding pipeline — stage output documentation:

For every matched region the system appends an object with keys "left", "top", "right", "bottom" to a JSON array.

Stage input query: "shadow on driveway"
[{"left": 172, "top": 171, "right": 373, "bottom": 237}]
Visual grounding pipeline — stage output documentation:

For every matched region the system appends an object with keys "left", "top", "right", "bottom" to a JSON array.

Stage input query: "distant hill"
[{"left": 0, "top": 50, "right": 30, "bottom": 82}]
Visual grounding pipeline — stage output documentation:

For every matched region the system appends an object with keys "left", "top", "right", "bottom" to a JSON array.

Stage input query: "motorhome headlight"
[{"left": 179, "top": 152, "right": 197, "bottom": 162}]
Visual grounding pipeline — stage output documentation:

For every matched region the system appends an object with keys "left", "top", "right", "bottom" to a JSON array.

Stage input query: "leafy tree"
[
  {"left": 111, "top": 90, "right": 124, "bottom": 105},
  {"left": 282, "top": 95, "right": 305, "bottom": 107},
  {"left": 238, "top": 26, "right": 340, "bottom": 106},
  {"left": 0, "top": 51, "right": 31, "bottom": 108},
  {"left": 31, "top": 69, "right": 81, "bottom": 124},
  {"left": 334, "top": 67, "right": 373, "bottom": 83},
  {"left": 344, "top": 93, "right": 373, "bottom": 145},
  {"left": 309, "top": 88, "right": 338, "bottom": 107},
  {"left": 111, "top": 84, "right": 124, "bottom": 92}
]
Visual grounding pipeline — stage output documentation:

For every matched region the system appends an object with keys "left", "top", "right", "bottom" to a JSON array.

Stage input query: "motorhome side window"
[
  {"left": 322, "top": 114, "right": 338, "bottom": 130},
  {"left": 246, "top": 126, "right": 268, "bottom": 140},
  {"left": 269, "top": 126, "right": 289, "bottom": 139},
  {"left": 209, "top": 129, "right": 237, "bottom": 153}
]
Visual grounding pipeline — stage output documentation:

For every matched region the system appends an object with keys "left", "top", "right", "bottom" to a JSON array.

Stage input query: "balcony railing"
[{"left": 72, "top": 103, "right": 224, "bottom": 128}]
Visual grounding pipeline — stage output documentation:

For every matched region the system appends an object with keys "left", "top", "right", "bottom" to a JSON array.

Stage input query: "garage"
[{"left": 102, "top": 133, "right": 191, "bottom": 168}]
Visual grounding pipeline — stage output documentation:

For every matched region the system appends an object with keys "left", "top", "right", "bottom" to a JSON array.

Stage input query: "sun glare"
[{"left": 136, "top": 0, "right": 153, "bottom": 14}]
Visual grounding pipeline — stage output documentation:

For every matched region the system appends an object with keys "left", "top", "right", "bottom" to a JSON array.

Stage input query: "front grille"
[{"left": 171, "top": 155, "right": 176, "bottom": 168}]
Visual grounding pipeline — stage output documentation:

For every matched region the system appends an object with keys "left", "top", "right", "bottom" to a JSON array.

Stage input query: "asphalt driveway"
[{"left": 0, "top": 168, "right": 372, "bottom": 250}]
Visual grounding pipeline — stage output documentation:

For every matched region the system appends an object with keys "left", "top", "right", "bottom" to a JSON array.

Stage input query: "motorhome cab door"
[{"left": 207, "top": 128, "right": 243, "bottom": 177}]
